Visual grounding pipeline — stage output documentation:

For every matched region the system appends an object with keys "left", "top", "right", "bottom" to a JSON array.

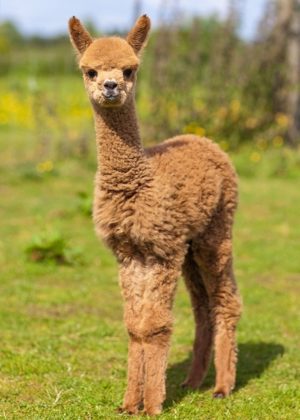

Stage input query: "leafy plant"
[
  {"left": 26, "top": 229, "right": 83, "bottom": 265},
  {"left": 76, "top": 191, "right": 93, "bottom": 216}
]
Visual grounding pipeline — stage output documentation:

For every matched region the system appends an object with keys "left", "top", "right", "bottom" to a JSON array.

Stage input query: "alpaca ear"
[
  {"left": 68, "top": 16, "right": 93, "bottom": 55},
  {"left": 126, "top": 14, "right": 151, "bottom": 55}
]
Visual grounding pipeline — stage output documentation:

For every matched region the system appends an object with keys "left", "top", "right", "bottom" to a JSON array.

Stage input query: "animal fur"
[{"left": 69, "top": 14, "right": 242, "bottom": 416}]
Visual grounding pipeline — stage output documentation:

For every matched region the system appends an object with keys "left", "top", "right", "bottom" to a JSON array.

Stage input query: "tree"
[{"left": 277, "top": 0, "right": 300, "bottom": 146}]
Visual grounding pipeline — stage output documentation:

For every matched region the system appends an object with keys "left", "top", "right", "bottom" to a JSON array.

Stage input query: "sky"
[{"left": 0, "top": 0, "right": 268, "bottom": 39}]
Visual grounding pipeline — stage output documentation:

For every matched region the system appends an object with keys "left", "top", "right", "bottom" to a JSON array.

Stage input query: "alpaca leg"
[
  {"left": 119, "top": 261, "right": 146, "bottom": 414},
  {"left": 143, "top": 329, "right": 171, "bottom": 415},
  {"left": 182, "top": 249, "right": 213, "bottom": 389},
  {"left": 140, "top": 263, "right": 180, "bottom": 415},
  {"left": 119, "top": 259, "right": 180, "bottom": 415},
  {"left": 120, "top": 335, "right": 144, "bottom": 414},
  {"left": 211, "top": 262, "right": 241, "bottom": 397},
  {"left": 191, "top": 195, "right": 242, "bottom": 397},
  {"left": 193, "top": 236, "right": 242, "bottom": 397}
]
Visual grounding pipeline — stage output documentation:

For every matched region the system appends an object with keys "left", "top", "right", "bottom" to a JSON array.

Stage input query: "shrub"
[{"left": 26, "top": 229, "right": 83, "bottom": 265}]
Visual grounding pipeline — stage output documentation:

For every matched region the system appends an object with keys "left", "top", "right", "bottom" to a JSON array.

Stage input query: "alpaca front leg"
[
  {"left": 141, "top": 265, "right": 179, "bottom": 415},
  {"left": 143, "top": 330, "right": 171, "bottom": 415},
  {"left": 120, "top": 261, "right": 146, "bottom": 415},
  {"left": 121, "top": 335, "right": 144, "bottom": 414},
  {"left": 120, "top": 259, "right": 181, "bottom": 415}
]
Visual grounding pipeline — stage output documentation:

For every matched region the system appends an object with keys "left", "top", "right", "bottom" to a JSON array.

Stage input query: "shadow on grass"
[{"left": 165, "top": 341, "right": 284, "bottom": 408}]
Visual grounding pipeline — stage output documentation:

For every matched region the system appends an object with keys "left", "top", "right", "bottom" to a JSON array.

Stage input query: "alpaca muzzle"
[{"left": 103, "top": 79, "right": 119, "bottom": 100}]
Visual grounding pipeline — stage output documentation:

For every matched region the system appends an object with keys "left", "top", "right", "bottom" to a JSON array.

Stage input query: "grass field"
[{"left": 0, "top": 140, "right": 299, "bottom": 419}]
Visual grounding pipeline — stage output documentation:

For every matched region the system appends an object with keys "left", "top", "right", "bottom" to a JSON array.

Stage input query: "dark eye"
[
  {"left": 87, "top": 69, "right": 97, "bottom": 79},
  {"left": 123, "top": 68, "right": 133, "bottom": 79}
]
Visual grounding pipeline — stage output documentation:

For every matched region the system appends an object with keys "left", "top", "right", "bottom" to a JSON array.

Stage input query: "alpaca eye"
[
  {"left": 123, "top": 68, "right": 133, "bottom": 79},
  {"left": 87, "top": 69, "right": 97, "bottom": 79}
]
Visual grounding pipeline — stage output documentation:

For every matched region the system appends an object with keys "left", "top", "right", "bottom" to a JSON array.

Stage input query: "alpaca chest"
[
  {"left": 93, "top": 193, "right": 133, "bottom": 235},
  {"left": 93, "top": 190, "right": 180, "bottom": 261},
  {"left": 94, "top": 191, "right": 144, "bottom": 240}
]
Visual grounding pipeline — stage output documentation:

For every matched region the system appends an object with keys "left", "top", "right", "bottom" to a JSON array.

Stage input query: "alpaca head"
[{"left": 69, "top": 15, "right": 151, "bottom": 109}]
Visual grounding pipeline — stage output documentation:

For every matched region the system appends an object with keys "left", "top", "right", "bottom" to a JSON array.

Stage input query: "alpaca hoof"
[
  {"left": 117, "top": 406, "right": 139, "bottom": 415},
  {"left": 213, "top": 392, "right": 225, "bottom": 399},
  {"left": 143, "top": 405, "right": 162, "bottom": 416},
  {"left": 213, "top": 382, "right": 234, "bottom": 399},
  {"left": 181, "top": 379, "right": 199, "bottom": 390}
]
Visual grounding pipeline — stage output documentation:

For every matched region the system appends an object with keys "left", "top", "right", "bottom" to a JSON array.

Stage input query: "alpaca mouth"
[
  {"left": 102, "top": 92, "right": 121, "bottom": 104},
  {"left": 92, "top": 89, "right": 122, "bottom": 105},
  {"left": 100, "top": 91, "right": 124, "bottom": 107},
  {"left": 93, "top": 89, "right": 124, "bottom": 107},
  {"left": 103, "top": 90, "right": 120, "bottom": 99},
  {"left": 106, "top": 95, "right": 118, "bottom": 101}
]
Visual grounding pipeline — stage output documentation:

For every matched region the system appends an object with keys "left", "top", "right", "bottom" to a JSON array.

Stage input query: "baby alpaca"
[{"left": 69, "top": 14, "right": 242, "bottom": 416}]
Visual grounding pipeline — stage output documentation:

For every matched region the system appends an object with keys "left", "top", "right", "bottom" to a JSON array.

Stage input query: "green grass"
[{"left": 0, "top": 149, "right": 299, "bottom": 418}]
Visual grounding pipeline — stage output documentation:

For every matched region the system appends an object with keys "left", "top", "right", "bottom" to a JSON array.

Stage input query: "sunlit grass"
[{"left": 0, "top": 153, "right": 299, "bottom": 418}]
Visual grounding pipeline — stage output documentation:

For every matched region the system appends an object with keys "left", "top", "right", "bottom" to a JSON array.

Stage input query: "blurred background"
[{"left": 1, "top": 0, "right": 300, "bottom": 172}]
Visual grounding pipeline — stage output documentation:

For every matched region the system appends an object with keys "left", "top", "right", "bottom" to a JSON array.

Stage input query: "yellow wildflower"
[
  {"left": 194, "top": 126, "right": 206, "bottom": 137},
  {"left": 250, "top": 152, "right": 261, "bottom": 163},
  {"left": 256, "top": 138, "right": 268, "bottom": 151},
  {"left": 183, "top": 122, "right": 203, "bottom": 135},
  {"left": 245, "top": 117, "right": 258, "bottom": 129},
  {"left": 36, "top": 160, "right": 54, "bottom": 173},
  {"left": 275, "top": 113, "right": 289, "bottom": 128},
  {"left": 272, "top": 136, "right": 284, "bottom": 148}
]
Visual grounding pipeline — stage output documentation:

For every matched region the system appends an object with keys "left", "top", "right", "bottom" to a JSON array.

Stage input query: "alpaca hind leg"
[
  {"left": 182, "top": 249, "right": 213, "bottom": 389},
  {"left": 193, "top": 194, "right": 242, "bottom": 397},
  {"left": 211, "top": 263, "right": 241, "bottom": 397},
  {"left": 193, "top": 238, "right": 242, "bottom": 398}
]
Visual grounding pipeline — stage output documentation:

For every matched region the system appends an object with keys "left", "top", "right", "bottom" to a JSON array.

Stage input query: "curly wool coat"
[{"left": 69, "top": 14, "right": 242, "bottom": 416}]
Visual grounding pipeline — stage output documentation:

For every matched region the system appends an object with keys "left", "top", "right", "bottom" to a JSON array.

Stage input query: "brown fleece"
[{"left": 69, "top": 14, "right": 242, "bottom": 415}]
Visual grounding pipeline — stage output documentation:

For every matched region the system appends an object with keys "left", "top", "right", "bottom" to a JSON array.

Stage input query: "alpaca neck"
[{"left": 93, "top": 96, "right": 150, "bottom": 192}]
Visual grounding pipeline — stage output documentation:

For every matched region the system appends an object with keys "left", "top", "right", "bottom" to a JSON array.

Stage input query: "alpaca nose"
[{"left": 104, "top": 80, "right": 118, "bottom": 90}]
